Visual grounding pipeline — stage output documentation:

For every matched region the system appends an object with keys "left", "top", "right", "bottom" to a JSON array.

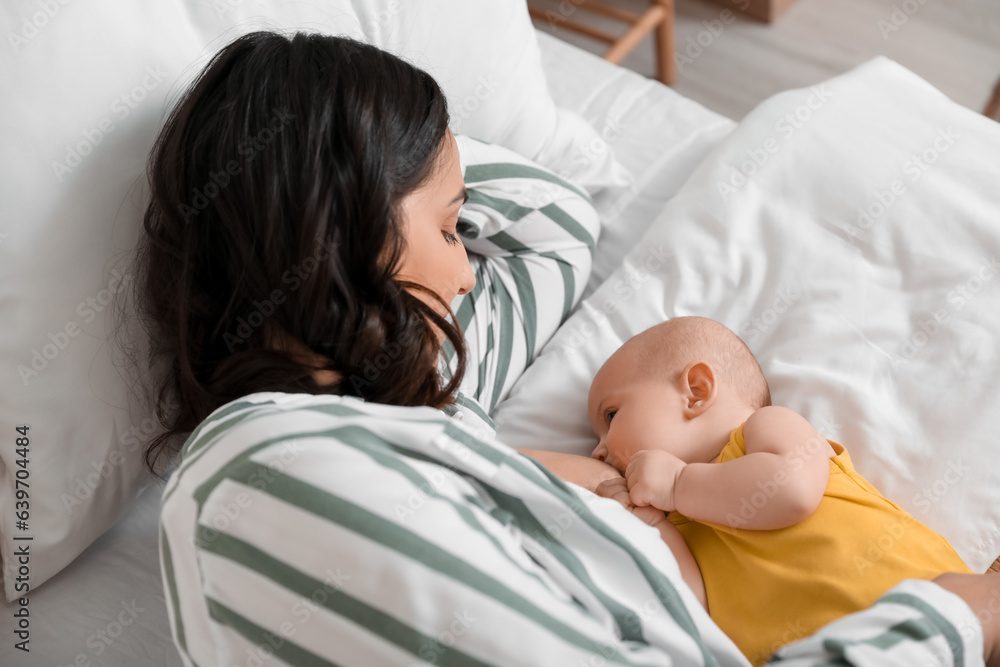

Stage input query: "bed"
[
  {"left": 0, "top": 17, "right": 732, "bottom": 666},
  {"left": 2, "top": 2, "right": 999, "bottom": 665}
]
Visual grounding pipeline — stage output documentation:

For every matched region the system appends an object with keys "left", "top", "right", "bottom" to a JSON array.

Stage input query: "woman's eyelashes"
[{"left": 443, "top": 231, "right": 460, "bottom": 246}]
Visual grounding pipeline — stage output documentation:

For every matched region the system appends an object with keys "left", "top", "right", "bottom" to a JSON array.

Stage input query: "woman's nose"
[{"left": 456, "top": 250, "right": 476, "bottom": 295}]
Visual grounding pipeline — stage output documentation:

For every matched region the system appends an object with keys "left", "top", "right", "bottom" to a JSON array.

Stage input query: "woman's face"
[{"left": 395, "top": 129, "right": 476, "bottom": 337}]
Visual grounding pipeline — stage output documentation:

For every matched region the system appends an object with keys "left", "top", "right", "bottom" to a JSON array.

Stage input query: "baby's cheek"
[{"left": 607, "top": 430, "right": 636, "bottom": 464}]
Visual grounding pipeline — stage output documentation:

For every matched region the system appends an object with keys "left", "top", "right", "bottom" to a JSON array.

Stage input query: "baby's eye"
[{"left": 605, "top": 410, "right": 616, "bottom": 424}]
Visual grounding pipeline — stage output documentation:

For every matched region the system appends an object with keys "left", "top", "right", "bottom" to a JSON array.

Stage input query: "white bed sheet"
[
  {"left": 494, "top": 56, "right": 1000, "bottom": 575},
  {"left": 535, "top": 30, "right": 736, "bottom": 300},
  {"left": 0, "top": 31, "right": 731, "bottom": 666}
]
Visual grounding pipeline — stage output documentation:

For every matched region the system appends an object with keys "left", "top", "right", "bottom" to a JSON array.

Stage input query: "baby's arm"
[
  {"left": 629, "top": 406, "right": 834, "bottom": 530},
  {"left": 515, "top": 448, "right": 621, "bottom": 494}
]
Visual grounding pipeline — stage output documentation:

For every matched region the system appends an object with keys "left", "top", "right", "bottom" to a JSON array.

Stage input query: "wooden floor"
[{"left": 530, "top": 0, "right": 1000, "bottom": 121}]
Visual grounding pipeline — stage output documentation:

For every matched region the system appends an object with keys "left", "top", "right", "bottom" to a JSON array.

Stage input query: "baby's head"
[{"left": 588, "top": 316, "right": 771, "bottom": 471}]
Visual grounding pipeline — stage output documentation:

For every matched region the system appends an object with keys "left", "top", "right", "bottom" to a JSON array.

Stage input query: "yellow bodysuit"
[{"left": 667, "top": 424, "right": 971, "bottom": 666}]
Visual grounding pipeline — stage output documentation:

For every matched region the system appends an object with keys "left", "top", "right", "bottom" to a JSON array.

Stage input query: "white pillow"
[
  {"left": 0, "top": 0, "right": 623, "bottom": 601},
  {"left": 494, "top": 57, "right": 1000, "bottom": 574}
]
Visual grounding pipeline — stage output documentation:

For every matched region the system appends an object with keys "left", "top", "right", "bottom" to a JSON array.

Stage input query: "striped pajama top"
[{"left": 159, "top": 135, "right": 985, "bottom": 667}]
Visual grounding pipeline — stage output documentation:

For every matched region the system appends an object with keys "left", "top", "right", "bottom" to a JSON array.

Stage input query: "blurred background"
[{"left": 527, "top": 0, "right": 1000, "bottom": 121}]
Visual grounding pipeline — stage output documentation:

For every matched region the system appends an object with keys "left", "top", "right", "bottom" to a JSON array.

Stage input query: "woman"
[{"left": 137, "top": 31, "right": 996, "bottom": 667}]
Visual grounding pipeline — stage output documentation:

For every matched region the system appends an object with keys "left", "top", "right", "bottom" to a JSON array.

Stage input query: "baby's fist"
[
  {"left": 595, "top": 477, "right": 631, "bottom": 509},
  {"left": 625, "top": 449, "right": 687, "bottom": 512},
  {"left": 595, "top": 477, "right": 667, "bottom": 527}
]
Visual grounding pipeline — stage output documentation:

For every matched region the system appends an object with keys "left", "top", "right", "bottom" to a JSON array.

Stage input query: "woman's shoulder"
[
  {"left": 158, "top": 390, "right": 509, "bottom": 539},
  {"left": 166, "top": 391, "right": 498, "bottom": 491},
  {"left": 166, "top": 393, "right": 441, "bottom": 484},
  {"left": 454, "top": 133, "right": 592, "bottom": 202},
  {"left": 181, "top": 391, "right": 445, "bottom": 452},
  {"left": 194, "top": 391, "right": 496, "bottom": 443}
]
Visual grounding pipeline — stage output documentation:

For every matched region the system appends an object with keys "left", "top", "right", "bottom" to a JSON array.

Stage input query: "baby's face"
[{"left": 588, "top": 351, "right": 699, "bottom": 472}]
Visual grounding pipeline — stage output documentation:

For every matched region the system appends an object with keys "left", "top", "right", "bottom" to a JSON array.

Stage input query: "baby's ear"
[{"left": 681, "top": 361, "right": 717, "bottom": 416}]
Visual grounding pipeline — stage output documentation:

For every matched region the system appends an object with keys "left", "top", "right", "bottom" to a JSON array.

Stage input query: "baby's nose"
[{"left": 592, "top": 443, "right": 607, "bottom": 462}]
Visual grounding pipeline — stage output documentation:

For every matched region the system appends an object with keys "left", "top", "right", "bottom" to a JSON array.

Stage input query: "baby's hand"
[
  {"left": 595, "top": 477, "right": 668, "bottom": 527},
  {"left": 595, "top": 476, "right": 630, "bottom": 508},
  {"left": 625, "top": 450, "right": 687, "bottom": 512}
]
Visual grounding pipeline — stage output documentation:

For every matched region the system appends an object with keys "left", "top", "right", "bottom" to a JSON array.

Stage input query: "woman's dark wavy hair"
[{"left": 132, "top": 31, "right": 467, "bottom": 477}]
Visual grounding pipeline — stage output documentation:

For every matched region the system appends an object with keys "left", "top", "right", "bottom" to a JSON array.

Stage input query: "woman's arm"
[
  {"left": 654, "top": 518, "right": 708, "bottom": 613},
  {"left": 161, "top": 399, "right": 988, "bottom": 667},
  {"left": 765, "top": 578, "right": 987, "bottom": 666},
  {"left": 441, "top": 135, "right": 601, "bottom": 415},
  {"left": 161, "top": 399, "right": 739, "bottom": 666}
]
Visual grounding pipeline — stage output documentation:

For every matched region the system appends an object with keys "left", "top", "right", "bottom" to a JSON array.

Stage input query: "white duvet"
[{"left": 494, "top": 57, "right": 1000, "bottom": 574}]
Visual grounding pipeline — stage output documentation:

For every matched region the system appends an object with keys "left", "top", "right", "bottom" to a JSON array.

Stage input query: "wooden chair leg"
[
  {"left": 528, "top": 0, "right": 677, "bottom": 86},
  {"left": 604, "top": 3, "right": 668, "bottom": 65},
  {"left": 985, "top": 74, "right": 1000, "bottom": 122},
  {"left": 653, "top": 0, "right": 676, "bottom": 85}
]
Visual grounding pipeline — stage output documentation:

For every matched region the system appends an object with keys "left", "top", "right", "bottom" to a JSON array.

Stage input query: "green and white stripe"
[
  {"left": 158, "top": 136, "right": 985, "bottom": 667},
  {"left": 441, "top": 135, "right": 598, "bottom": 418}
]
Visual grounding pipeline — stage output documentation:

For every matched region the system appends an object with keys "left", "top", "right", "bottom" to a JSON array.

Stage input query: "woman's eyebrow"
[{"left": 449, "top": 188, "right": 468, "bottom": 206}]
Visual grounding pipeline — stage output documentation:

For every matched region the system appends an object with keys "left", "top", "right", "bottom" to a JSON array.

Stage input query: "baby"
[{"left": 585, "top": 316, "right": 976, "bottom": 666}]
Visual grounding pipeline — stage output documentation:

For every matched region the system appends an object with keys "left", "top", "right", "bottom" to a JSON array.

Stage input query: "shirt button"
[{"left": 453, "top": 411, "right": 464, "bottom": 420}]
